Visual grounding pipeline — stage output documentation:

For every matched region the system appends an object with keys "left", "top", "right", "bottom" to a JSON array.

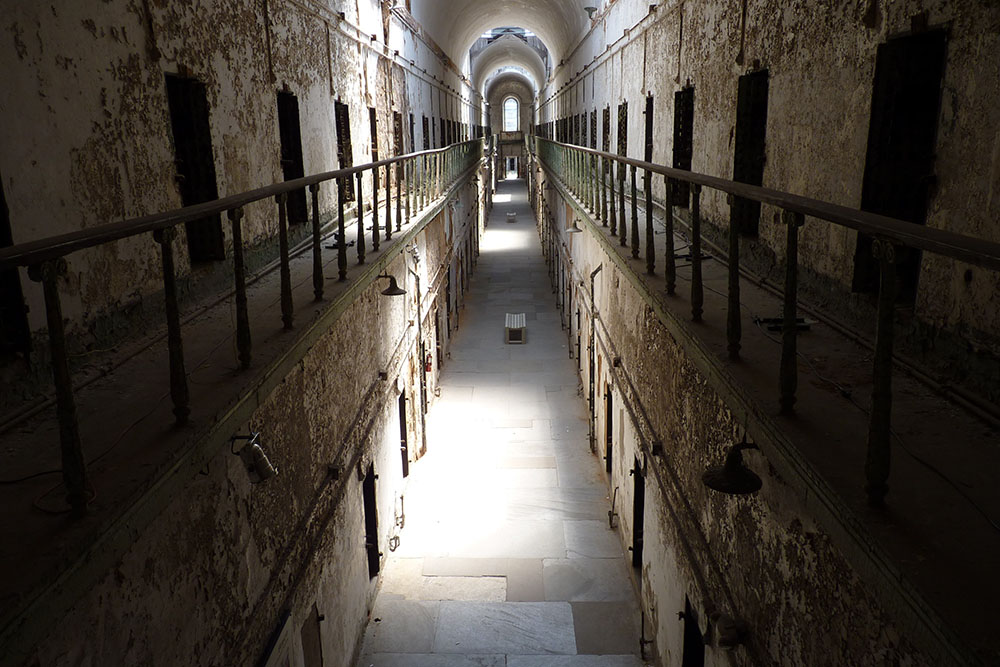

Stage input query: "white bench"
[{"left": 505, "top": 312, "right": 526, "bottom": 344}]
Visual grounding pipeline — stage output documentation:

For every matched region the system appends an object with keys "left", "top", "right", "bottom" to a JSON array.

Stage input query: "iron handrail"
[
  {"left": 0, "top": 138, "right": 486, "bottom": 269},
  {"left": 533, "top": 137, "right": 1000, "bottom": 271}
]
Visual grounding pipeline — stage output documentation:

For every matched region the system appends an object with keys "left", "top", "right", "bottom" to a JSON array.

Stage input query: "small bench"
[
  {"left": 505, "top": 312, "right": 526, "bottom": 344},
  {"left": 506, "top": 211, "right": 517, "bottom": 223}
]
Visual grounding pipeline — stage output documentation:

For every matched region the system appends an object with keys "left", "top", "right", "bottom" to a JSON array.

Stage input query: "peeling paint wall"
[
  {"left": 24, "top": 180, "right": 484, "bottom": 667},
  {"left": 0, "top": 0, "right": 482, "bottom": 391},
  {"left": 537, "top": 178, "right": 941, "bottom": 667},
  {"left": 538, "top": 0, "right": 1000, "bottom": 371}
]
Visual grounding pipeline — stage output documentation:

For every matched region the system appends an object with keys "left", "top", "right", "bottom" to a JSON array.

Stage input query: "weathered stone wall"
[
  {"left": 24, "top": 178, "right": 484, "bottom": 667},
  {"left": 537, "top": 179, "right": 941, "bottom": 667},
  {"left": 539, "top": 0, "right": 1000, "bottom": 357},
  {"left": 0, "top": 0, "right": 481, "bottom": 362}
]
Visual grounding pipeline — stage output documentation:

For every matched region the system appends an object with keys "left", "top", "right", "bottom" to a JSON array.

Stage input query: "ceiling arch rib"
[
  {"left": 410, "top": 0, "right": 589, "bottom": 66},
  {"left": 472, "top": 35, "right": 547, "bottom": 95},
  {"left": 484, "top": 70, "right": 535, "bottom": 106}
]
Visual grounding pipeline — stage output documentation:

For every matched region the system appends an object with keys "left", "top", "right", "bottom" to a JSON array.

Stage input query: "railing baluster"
[
  {"left": 780, "top": 210, "right": 804, "bottom": 414},
  {"left": 405, "top": 160, "right": 412, "bottom": 225},
  {"left": 228, "top": 208, "right": 252, "bottom": 368},
  {"left": 609, "top": 160, "right": 618, "bottom": 235},
  {"left": 395, "top": 160, "right": 402, "bottom": 232},
  {"left": 309, "top": 184, "right": 323, "bottom": 301},
  {"left": 337, "top": 178, "right": 347, "bottom": 281},
  {"left": 727, "top": 196, "right": 741, "bottom": 359},
  {"left": 357, "top": 171, "right": 366, "bottom": 265},
  {"left": 28, "top": 258, "right": 89, "bottom": 513},
  {"left": 601, "top": 156, "right": 608, "bottom": 225},
  {"left": 690, "top": 184, "right": 704, "bottom": 322},
  {"left": 384, "top": 163, "right": 392, "bottom": 241},
  {"left": 276, "top": 193, "right": 294, "bottom": 329},
  {"left": 618, "top": 159, "right": 627, "bottom": 246},
  {"left": 866, "top": 239, "right": 897, "bottom": 507},
  {"left": 645, "top": 168, "right": 654, "bottom": 275},
  {"left": 370, "top": 169, "right": 380, "bottom": 252},
  {"left": 630, "top": 165, "right": 639, "bottom": 258},
  {"left": 151, "top": 228, "right": 191, "bottom": 422},
  {"left": 664, "top": 176, "right": 676, "bottom": 295}
]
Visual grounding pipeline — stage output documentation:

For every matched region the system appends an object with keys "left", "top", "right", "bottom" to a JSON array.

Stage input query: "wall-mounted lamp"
[
  {"left": 231, "top": 432, "right": 278, "bottom": 484},
  {"left": 584, "top": 7, "right": 599, "bottom": 19},
  {"left": 702, "top": 435, "right": 761, "bottom": 495},
  {"left": 376, "top": 273, "right": 406, "bottom": 296},
  {"left": 566, "top": 220, "right": 584, "bottom": 234}
]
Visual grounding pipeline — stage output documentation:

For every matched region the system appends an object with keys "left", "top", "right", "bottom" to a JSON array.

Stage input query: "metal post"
[
  {"left": 385, "top": 165, "right": 393, "bottom": 241},
  {"left": 276, "top": 193, "right": 294, "bottom": 329},
  {"left": 630, "top": 165, "right": 639, "bottom": 258},
  {"left": 664, "top": 176, "right": 676, "bottom": 295},
  {"left": 150, "top": 228, "right": 192, "bottom": 423},
  {"left": 395, "top": 160, "right": 402, "bottom": 232},
  {"left": 618, "top": 160, "right": 627, "bottom": 246},
  {"left": 601, "top": 157, "right": 608, "bottom": 225},
  {"left": 726, "top": 197, "right": 741, "bottom": 359},
  {"left": 609, "top": 160, "right": 618, "bottom": 235},
  {"left": 337, "top": 178, "right": 347, "bottom": 281},
  {"left": 309, "top": 184, "right": 323, "bottom": 301},
  {"left": 865, "top": 239, "right": 897, "bottom": 507},
  {"left": 690, "top": 184, "right": 704, "bottom": 322},
  {"left": 645, "top": 169, "right": 654, "bottom": 275},
  {"left": 780, "top": 210, "right": 804, "bottom": 414},
  {"left": 28, "top": 258, "right": 89, "bottom": 513},
  {"left": 228, "top": 208, "right": 252, "bottom": 369},
  {"left": 405, "top": 160, "right": 412, "bottom": 225},
  {"left": 357, "top": 171, "right": 365, "bottom": 264}
]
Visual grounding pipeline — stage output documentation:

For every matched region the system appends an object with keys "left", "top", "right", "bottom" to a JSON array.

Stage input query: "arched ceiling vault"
[
  {"left": 410, "top": 0, "right": 589, "bottom": 70},
  {"left": 472, "top": 36, "right": 546, "bottom": 95},
  {"left": 485, "top": 71, "right": 535, "bottom": 107}
]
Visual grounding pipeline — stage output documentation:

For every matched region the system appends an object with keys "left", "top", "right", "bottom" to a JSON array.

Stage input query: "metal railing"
[
  {"left": 0, "top": 138, "right": 486, "bottom": 513},
  {"left": 531, "top": 135, "right": 1000, "bottom": 507}
]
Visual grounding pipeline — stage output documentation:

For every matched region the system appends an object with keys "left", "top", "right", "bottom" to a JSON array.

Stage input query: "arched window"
[{"left": 503, "top": 98, "right": 519, "bottom": 132}]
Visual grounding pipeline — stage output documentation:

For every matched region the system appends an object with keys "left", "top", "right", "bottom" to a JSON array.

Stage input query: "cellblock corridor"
[{"left": 357, "top": 179, "right": 644, "bottom": 666}]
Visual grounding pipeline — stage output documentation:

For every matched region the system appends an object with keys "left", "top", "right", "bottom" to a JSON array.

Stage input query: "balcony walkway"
[{"left": 356, "top": 179, "right": 645, "bottom": 666}]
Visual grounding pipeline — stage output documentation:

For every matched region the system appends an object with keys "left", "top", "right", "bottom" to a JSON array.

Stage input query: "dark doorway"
[
  {"left": 439, "top": 118, "right": 446, "bottom": 148},
  {"left": 165, "top": 74, "right": 224, "bottom": 262},
  {"left": 422, "top": 115, "right": 430, "bottom": 150},
  {"left": 602, "top": 107, "right": 611, "bottom": 152},
  {"left": 0, "top": 176, "right": 29, "bottom": 358},
  {"left": 408, "top": 113, "right": 415, "bottom": 153},
  {"left": 852, "top": 30, "right": 947, "bottom": 303},
  {"left": 398, "top": 391, "right": 410, "bottom": 478},
  {"left": 631, "top": 456, "right": 645, "bottom": 571},
  {"left": 276, "top": 91, "right": 307, "bottom": 223},
  {"left": 604, "top": 386, "right": 614, "bottom": 474},
  {"left": 590, "top": 110, "right": 598, "bottom": 150},
  {"left": 617, "top": 101, "right": 628, "bottom": 156},
  {"left": 369, "top": 107, "right": 379, "bottom": 162},
  {"left": 362, "top": 463, "right": 379, "bottom": 578},
  {"left": 334, "top": 100, "right": 355, "bottom": 201},
  {"left": 681, "top": 596, "right": 706, "bottom": 667},
  {"left": 300, "top": 603, "right": 324, "bottom": 667},
  {"left": 393, "top": 111, "right": 404, "bottom": 156},
  {"left": 644, "top": 95, "right": 654, "bottom": 163},
  {"left": 732, "top": 69, "right": 769, "bottom": 236},
  {"left": 673, "top": 87, "right": 695, "bottom": 207}
]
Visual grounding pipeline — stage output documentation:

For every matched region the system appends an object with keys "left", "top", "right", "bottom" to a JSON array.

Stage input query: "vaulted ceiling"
[
  {"left": 410, "top": 0, "right": 590, "bottom": 71},
  {"left": 471, "top": 35, "right": 547, "bottom": 94}
]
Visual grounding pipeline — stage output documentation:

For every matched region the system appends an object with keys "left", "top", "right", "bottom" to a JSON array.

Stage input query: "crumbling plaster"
[{"left": 538, "top": 0, "right": 1000, "bottom": 356}]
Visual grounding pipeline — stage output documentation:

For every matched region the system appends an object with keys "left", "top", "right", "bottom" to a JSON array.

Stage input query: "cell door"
[
  {"left": 363, "top": 463, "right": 380, "bottom": 578},
  {"left": 853, "top": 30, "right": 947, "bottom": 304},
  {"left": 409, "top": 113, "right": 415, "bottom": 153},
  {"left": 617, "top": 101, "right": 628, "bottom": 156},
  {"left": 276, "top": 91, "right": 307, "bottom": 223},
  {"left": 422, "top": 116, "right": 430, "bottom": 150},
  {"left": 681, "top": 596, "right": 705, "bottom": 666},
  {"left": 732, "top": 70, "right": 769, "bottom": 236},
  {"left": 165, "top": 74, "right": 224, "bottom": 262},
  {"left": 334, "top": 100, "right": 355, "bottom": 201},
  {"left": 631, "top": 456, "right": 645, "bottom": 571},
  {"left": 602, "top": 108, "right": 611, "bottom": 152},
  {"left": 0, "top": 175, "right": 29, "bottom": 357},
  {"left": 439, "top": 118, "right": 446, "bottom": 148},
  {"left": 644, "top": 95, "right": 654, "bottom": 163},
  {"left": 590, "top": 110, "right": 598, "bottom": 150},
  {"left": 398, "top": 391, "right": 410, "bottom": 478},
  {"left": 300, "top": 603, "right": 324, "bottom": 667},
  {"left": 673, "top": 87, "right": 695, "bottom": 208},
  {"left": 369, "top": 108, "right": 379, "bottom": 161},
  {"left": 393, "top": 111, "right": 404, "bottom": 156},
  {"left": 604, "top": 387, "right": 614, "bottom": 473}
]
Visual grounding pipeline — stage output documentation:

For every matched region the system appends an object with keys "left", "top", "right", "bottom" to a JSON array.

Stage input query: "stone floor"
[{"left": 356, "top": 180, "right": 645, "bottom": 666}]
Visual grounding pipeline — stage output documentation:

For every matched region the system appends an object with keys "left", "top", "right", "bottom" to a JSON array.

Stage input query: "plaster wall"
[
  {"left": 537, "top": 0, "right": 1000, "bottom": 358},
  {"left": 537, "top": 179, "right": 938, "bottom": 667},
  {"left": 22, "top": 179, "right": 483, "bottom": 667}
]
